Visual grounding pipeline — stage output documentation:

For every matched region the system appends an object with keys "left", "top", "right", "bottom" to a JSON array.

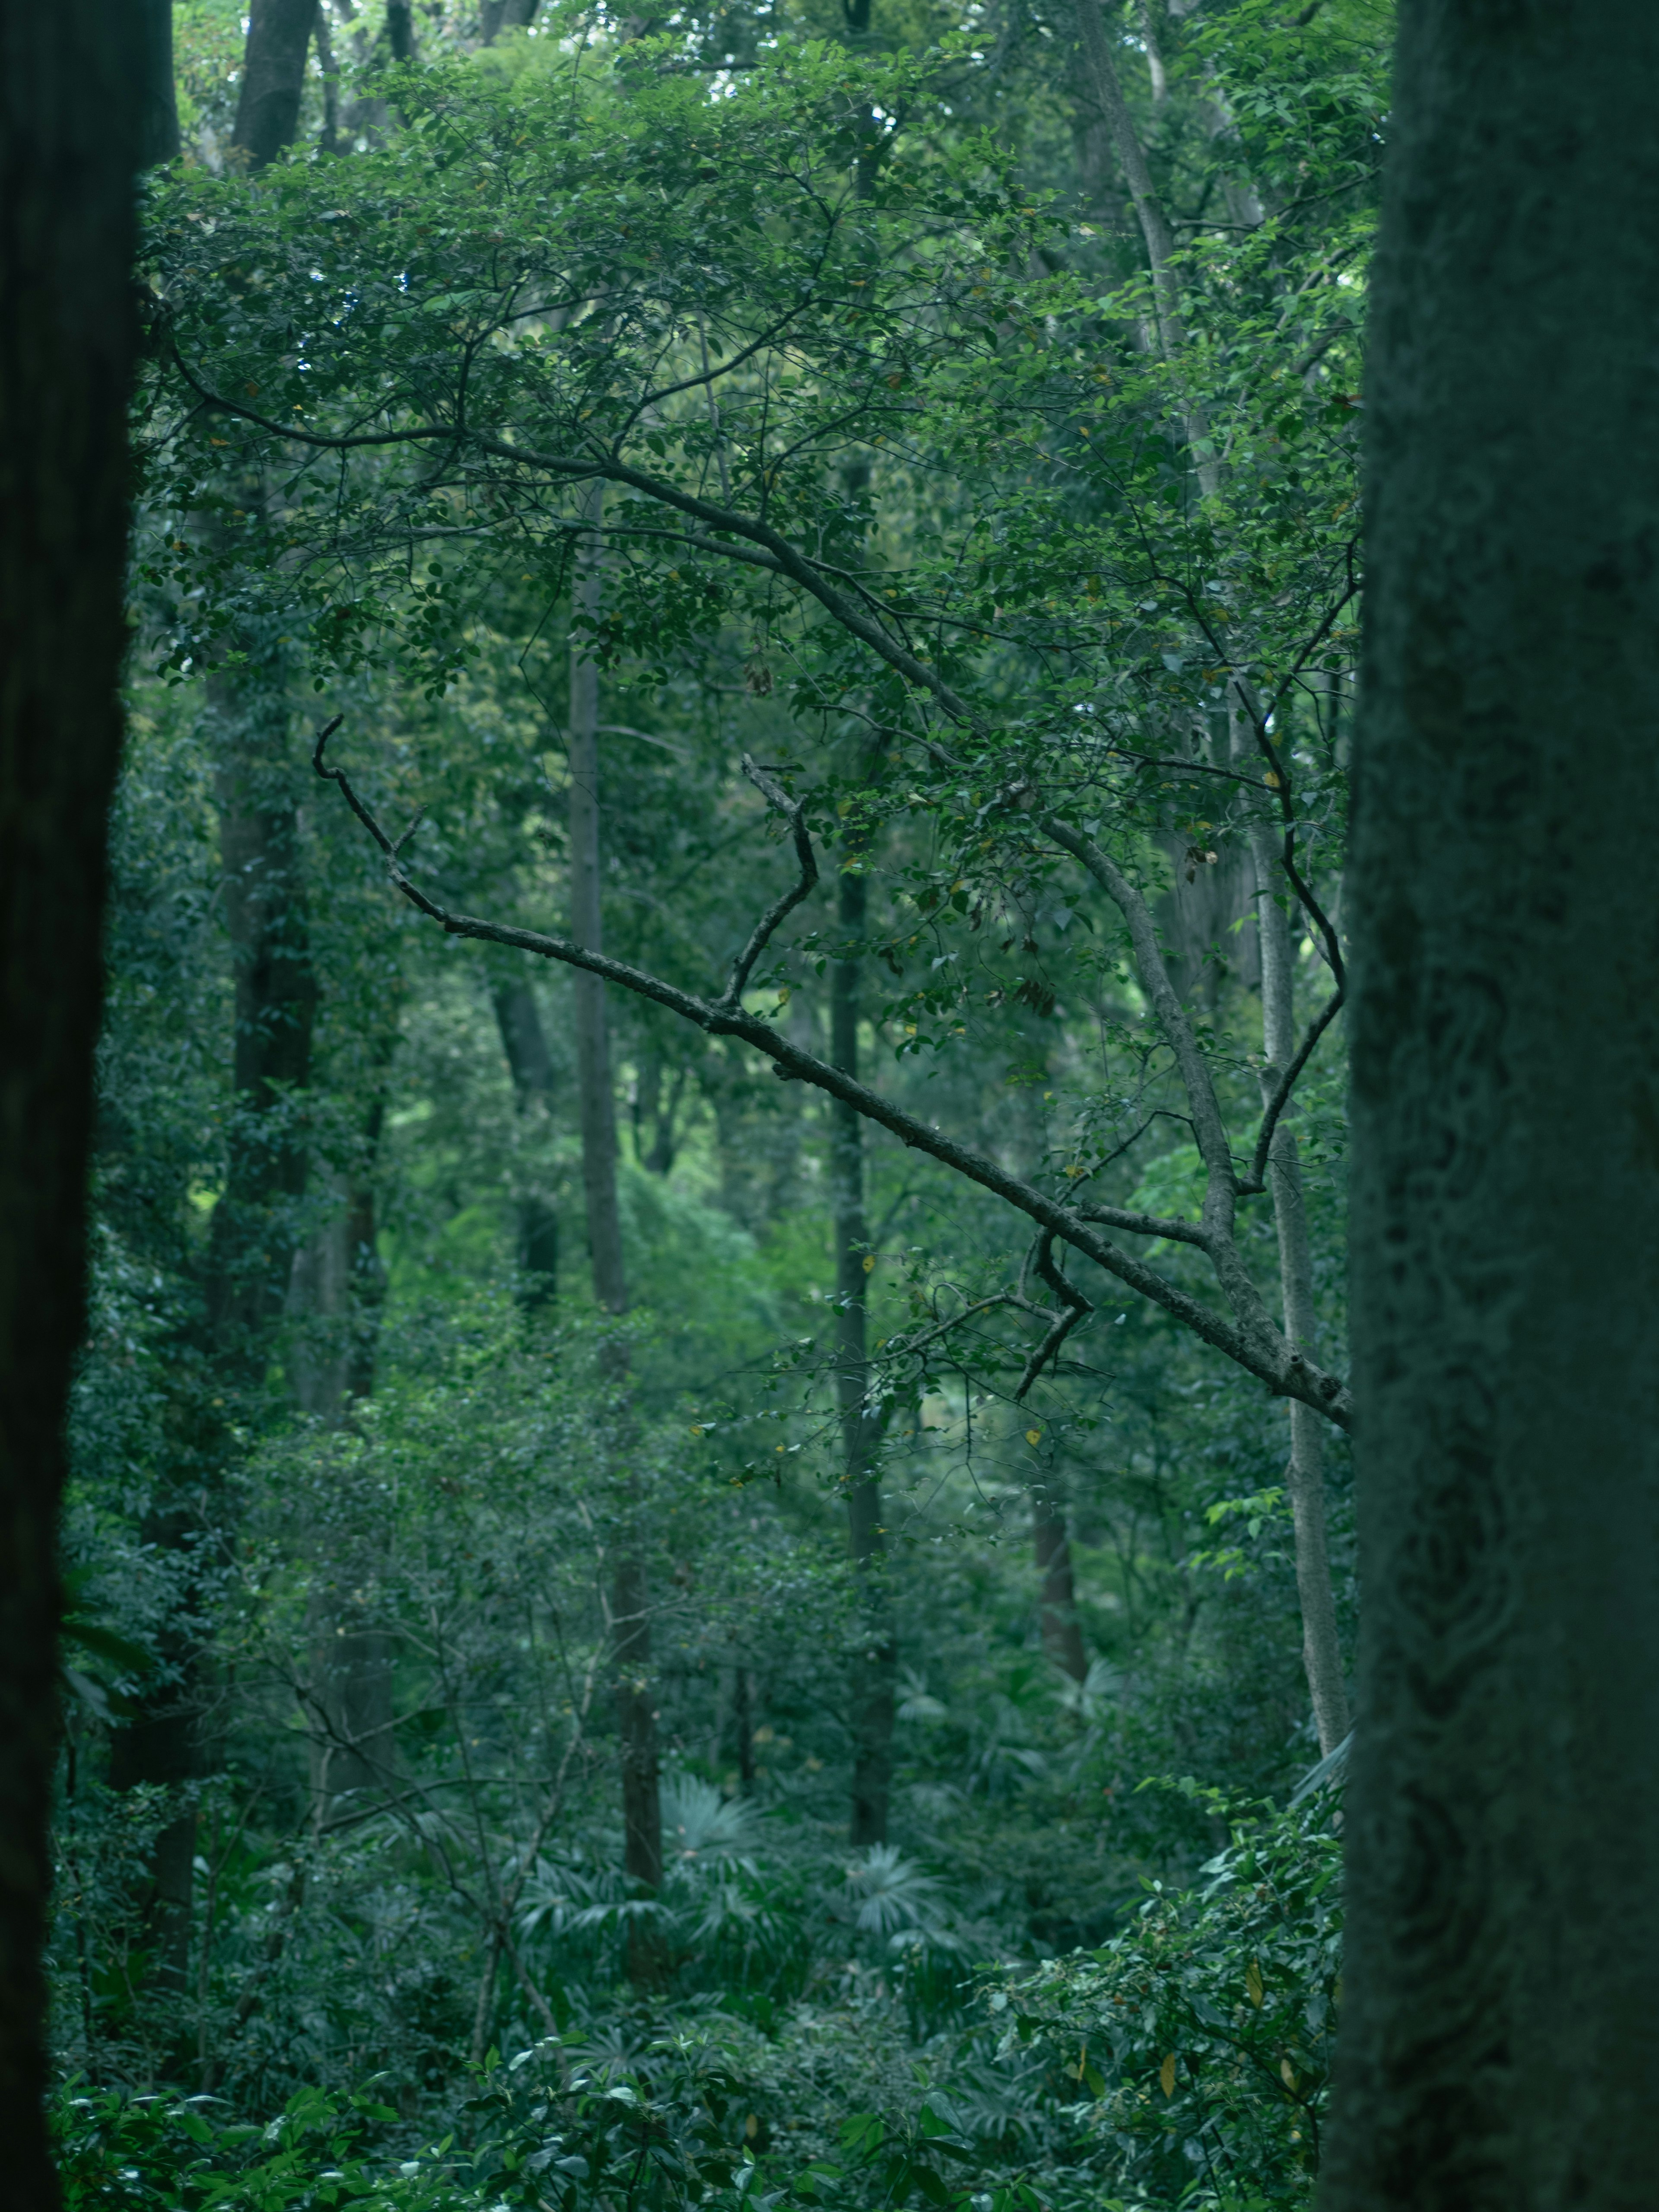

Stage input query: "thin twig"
[{"left": 721, "top": 757, "right": 819, "bottom": 1006}]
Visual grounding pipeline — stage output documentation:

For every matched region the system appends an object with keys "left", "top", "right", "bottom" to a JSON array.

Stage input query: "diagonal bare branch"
[
  {"left": 1236, "top": 987, "right": 1344, "bottom": 1197},
  {"left": 313, "top": 720, "right": 1352, "bottom": 1428},
  {"left": 1014, "top": 1234, "right": 1093, "bottom": 1401},
  {"left": 720, "top": 755, "right": 819, "bottom": 1008}
]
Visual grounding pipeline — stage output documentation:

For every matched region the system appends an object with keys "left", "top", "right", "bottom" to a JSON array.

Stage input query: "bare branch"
[
  {"left": 1014, "top": 1234, "right": 1093, "bottom": 1402},
  {"left": 313, "top": 721, "right": 1351, "bottom": 1427},
  {"left": 1236, "top": 987, "right": 1344, "bottom": 1197},
  {"left": 882, "top": 1290, "right": 1020, "bottom": 1365},
  {"left": 719, "top": 756, "right": 819, "bottom": 1007},
  {"left": 1077, "top": 1201, "right": 1210, "bottom": 1248}
]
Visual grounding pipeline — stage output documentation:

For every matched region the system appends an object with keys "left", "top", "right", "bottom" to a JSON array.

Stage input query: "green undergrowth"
[{"left": 55, "top": 1794, "right": 1339, "bottom": 2212}]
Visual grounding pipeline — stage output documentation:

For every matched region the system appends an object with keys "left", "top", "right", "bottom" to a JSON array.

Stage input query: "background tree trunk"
[
  {"left": 231, "top": 0, "right": 317, "bottom": 169},
  {"left": 480, "top": 0, "right": 542, "bottom": 39},
  {"left": 832, "top": 863, "right": 896, "bottom": 1846},
  {"left": 493, "top": 978, "right": 559, "bottom": 1309},
  {"left": 569, "top": 490, "right": 663, "bottom": 1965},
  {"left": 1032, "top": 1480, "right": 1088, "bottom": 1684},
  {"left": 139, "top": 0, "right": 181, "bottom": 167},
  {"left": 0, "top": 0, "right": 142, "bottom": 2189},
  {"left": 1249, "top": 827, "right": 1349, "bottom": 1757},
  {"left": 207, "top": 661, "right": 317, "bottom": 1386},
  {"left": 1327, "top": 7, "right": 1659, "bottom": 2202}
]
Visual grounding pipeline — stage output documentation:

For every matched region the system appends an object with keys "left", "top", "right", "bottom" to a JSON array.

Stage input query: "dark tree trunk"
[
  {"left": 343, "top": 1116, "right": 388, "bottom": 1401},
  {"left": 207, "top": 667, "right": 317, "bottom": 1384},
  {"left": 832, "top": 864, "right": 896, "bottom": 1847},
  {"left": 0, "top": 0, "right": 141, "bottom": 2190},
  {"left": 1032, "top": 1483, "right": 1088, "bottom": 1684},
  {"left": 493, "top": 978, "right": 559, "bottom": 1309},
  {"left": 733, "top": 1665, "right": 756, "bottom": 1793},
  {"left": 480, "top": 0, "right": 541, "bottom": 38},
  {"left": 297, "top": 1102, "right": 394, "bottom": 1838},
  {"left": 110, "top": 658, "right": 317, "bottom": 1988},
  {"left": 139, "top": 0, "right": 181, "bottom": 166},
  {"left": 231, "top": 0, "right": 316, "bottom": 168},
  {"left": 1326, "top": 8, "right": 1659, "bottom": 2205},
  {"left": 569, "top": 492, "right": 662, "bottom": 1973}
]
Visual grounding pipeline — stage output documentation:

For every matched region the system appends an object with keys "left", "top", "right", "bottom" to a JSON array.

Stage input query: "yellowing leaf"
[
  {"left": 862, "top": 1254, "right": 876, "bottom": 1274},
  {"left": 1246, "top": 1959, "right": 1264, "bottom": 2008},
  {"left": 1281, "top": 2058, "right": 1298, "bottom": 2091},
  {"left": 1264, "top": 770, "right": 1282, "bottom": 789},
  {"left": 1026, "top": 1429, "right": 1042, "bottom": 1448},
  {"left": 1159, "top": 2053, "right": 1176, "bottom": 2097}
]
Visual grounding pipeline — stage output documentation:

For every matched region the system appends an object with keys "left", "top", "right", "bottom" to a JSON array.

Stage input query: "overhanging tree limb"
[{"left": 313, "top": 720, "right": 1353, "bottom": 1429}]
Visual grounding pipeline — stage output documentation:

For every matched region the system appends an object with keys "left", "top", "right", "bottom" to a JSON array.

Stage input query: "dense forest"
[{"left": 13, "top": 0, "right": 1641, "bottom": 2203}]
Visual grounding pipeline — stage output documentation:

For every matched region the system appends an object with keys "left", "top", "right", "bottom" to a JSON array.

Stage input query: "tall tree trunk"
[
  {"left": 208, "top": 662, "right": 317, "bottom": 1383},
  {"left": 493, "top": 977, "right": 559, "bottom": 1310},
  {"left": 139, "top": 0, "right": 181, "bottom": 166},
  {"left": 481, "top": 0, "right": 542, "bottom": 39},
  {"left": 1326, "top": 9, "right": 1659, "bottom": 2204},
  {"left": 1074, "top": 0, "right": 1218, "bottom": 492},
  {"left": 231, "top": 0, "right": 317, "bottom": 169},
  {"left": 308, "top": 1613, "right": 394, "bottom": 1830},
  {"left": 111, "top": 649, "right": 317, "bottom": 1992},
  {"left": 1082, "top": 70, "right": 1348, "bottom": 1747},
  {"left": 569, "top": 489, "right": 662, "bottom": 1965},
  {"left": 1249, "top": 828, "right": 1349, "bottom": 1756},
  {"left": 0, "top": 0, "right": 141, "bottom": 2190},
  {"left": 1074, "top": 22, "right": 1348, "bottom": 1741},
  {"left": 1033, "top": 1480, "right": 1088, "bottom": 1684},
  {"left": 297, "top": 1098, "right": 394, "bottom": 1835},
  {"left": 832, "top": 863, "right": 896, "bottom": 1846}
]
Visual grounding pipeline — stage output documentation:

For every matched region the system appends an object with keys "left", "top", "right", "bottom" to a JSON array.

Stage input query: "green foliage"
[{"left": 989, "top": 1790, "right": 1343, "bottom": 2208}]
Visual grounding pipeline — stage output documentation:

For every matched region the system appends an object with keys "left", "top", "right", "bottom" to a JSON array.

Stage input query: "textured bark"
[
  {"left": 832, "top": 865, "right": 896, "bottom": 1847},
  {"left": 1250, "top": 828, "right": 1349, "bottom": 1757},
  {"left": 1033, "top": 1484, "right": 1088, "bottom": 1684},
  {"left": 569, "top": 491, "right": 662, "bottom": 1961},
  {"left": 0, "top": 0, "right": 141, "bottom": 2190},
  {"left": 231, "top": 0, "right": 316, "bottom": 169},
  {"left": 1325, "top": 8, "right": 1659, "bottom": 2204}
]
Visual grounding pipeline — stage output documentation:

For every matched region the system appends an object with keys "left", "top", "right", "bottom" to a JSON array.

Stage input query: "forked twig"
[
  {"left": 1014, "top": 1233, "right": 1093, "bottom": 1402},
  {"left": 721, "top": 756, "right": 819, "bottom": 1007},
  {"left": 1236, "top": 987, "right": 1344, "bottom": 1196}
]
